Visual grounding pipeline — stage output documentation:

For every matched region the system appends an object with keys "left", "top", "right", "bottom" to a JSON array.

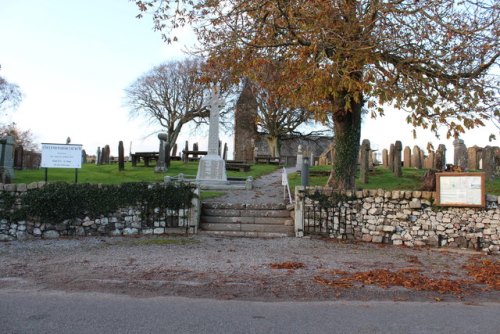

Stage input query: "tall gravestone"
[
  {"left": 296, "top": 145, "right": 303, "bottom": 171},
  {"left": 412, "top": 146, "right": 422, "bottom": 169},
  {"left": 403, "top": 146, "right": 411, "bottom": 168},
  {"left": 360, "top": 139, "right": 370, "bottom": 184},
  {"left": 172, "top": 144, "right": 177, "bottom": 158},
  {"left": 183, "top": 141, "right": 189, "bottom": 163},
  {"left": 435, "top": 144, "right": 446, "bottom": 170},
  {"left": 453, "top": 139, "right": 468, "bottom": 170},
  {"left": 425, "top": 152, "right": 435, "bottom": 169},
  {"left": 482, "top": 146, "right": 497, "bottom": 181},
  {"left": 0, "top": 136, "right": 15, "bottom": 181},
  {"left": 394, "top": 141, "right": 403, "bottom": 177},
  {"left": 389, "top": 144, "right": 395, "bottom": 172},
  {"left": 118, "top": 141, "right": 125, "bottom": 171},
  {"left": 467, "top": 146, "right": 480, "bottom": 170},
  {"left": 196, "top": 92, "right": 227, "bottom": 184},
  {"left": 382, "top": 149, "right": 388, "bottom": 168},
  {"left": 96, "top": 147, "right": 101, "bottom": 165}
]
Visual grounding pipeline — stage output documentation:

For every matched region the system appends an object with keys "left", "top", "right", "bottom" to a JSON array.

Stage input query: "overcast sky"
[{"left": 1, "top": 0, "right": 497, "bottom": 161}]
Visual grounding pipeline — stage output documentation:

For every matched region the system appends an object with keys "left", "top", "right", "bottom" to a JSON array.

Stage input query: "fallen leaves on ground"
[
  {"left": 270, "top": 262, "right": 305, "bottom": 270},
  {"left": 463, "top": 259, "right": 500, "bottom": 290},
  {"left": 314, "top": 257, "right": 500, "bottom": 295}
]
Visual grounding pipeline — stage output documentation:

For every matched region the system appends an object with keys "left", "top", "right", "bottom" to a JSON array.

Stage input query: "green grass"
[
  {"left": 288, "top": 165, "right": 500, "bottom": 195},
  {"left": 13, "top": 161, "right": 279, "bottom": 185}
]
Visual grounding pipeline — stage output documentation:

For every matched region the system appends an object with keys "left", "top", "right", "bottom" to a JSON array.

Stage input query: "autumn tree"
[
  {"left": 136, "top": 0, "right": 499, "bottom": 190},
  {"left": 0, "top": 65, "right": 22, "bottom": 113},
  {"left": 0, "top": 123, "right": 38, "bottom": 151},
  {"left": 124, "top": 58, "right": 213, "bottom": 163}
]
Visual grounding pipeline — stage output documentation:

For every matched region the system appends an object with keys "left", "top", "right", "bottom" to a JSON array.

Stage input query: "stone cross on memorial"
[{"left": 196, "top": 92, "right": 228, "bottom": 184}]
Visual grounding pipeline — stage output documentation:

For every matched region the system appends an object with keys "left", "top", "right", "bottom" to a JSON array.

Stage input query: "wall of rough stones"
[
  {"left": 295, "top": 188, "right": 500, "bottom": 255},
  {"left": 0, "top": 182, "right": 200, "bottom": 242}
]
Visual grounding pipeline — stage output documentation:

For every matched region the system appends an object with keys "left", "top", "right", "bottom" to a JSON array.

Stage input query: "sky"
[{"left": 0, "top": 0, "right": 498, "bottom": 162}]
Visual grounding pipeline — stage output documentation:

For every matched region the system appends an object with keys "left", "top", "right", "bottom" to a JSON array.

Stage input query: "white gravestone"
[{"left": 196, "top": 92, "right": 228, "bottom": 184}]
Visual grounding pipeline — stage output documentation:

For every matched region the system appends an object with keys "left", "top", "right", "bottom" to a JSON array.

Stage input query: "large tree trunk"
[
  {"left": 265, "top": 136, "right": 280, "bottom": 158},
  {"left": 327, "top": 95, "right": 363, "bottom": 190}
]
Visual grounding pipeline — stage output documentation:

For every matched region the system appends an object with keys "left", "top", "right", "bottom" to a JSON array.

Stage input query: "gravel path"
[{"left": 0, "top": 235, "right": 497, "bottom": 302}]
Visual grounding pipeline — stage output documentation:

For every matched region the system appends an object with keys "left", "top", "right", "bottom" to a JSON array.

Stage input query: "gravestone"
[
  {"left": 453, "top": 139, "right": 468, "bottom": 170},
  {"left": 412, "top": 146, "right": 422, "bottom": 169},
  {"left": 482, "top": 146, "right": 497, "bottom": 181},
  {"left": 382, "top": 149, "right": 388, "bottom": 168},
  {"left": 155, "top": 133, "right": 167, "bottom": 173},
  {"left": 172, "top": 144, "right": 177, "bottom": 158},
  {"left": 81, "top": 149, "right": 87, "bottom": 165},
  {"left": 296, "top": 145, "right": 303, "bottom": 171},
  {"left": 193, "top": 143, "right": 199, "bottom": 158},
  {"left": 14, "top": 145, "right": 23, "bottom": 169},
  {"left": 467, "top": 146, "right": 480, "bottom": 170},
  {"left": 368, "top": 149, "right": 374, "bottom": 169},
  {"left": 389, "top": 144, "right": 395, "bottom": 172},
  {"left": 0, "top": 136, "right": 15, "bottom": 181},
  {"left": 435, "top": 144, "right": 446, "bottom": 170},
  {"left": 96, "top": 147, "right": 101, "bottom": 165},
  {"left": 183, "top": 141, "right": 189, "bottom": 163},
  {"left": 223, "top": 143, "right": 228, "bottom": 161},
  {"left": 425, "top": 152, "right": 435, "bottom": 169},
  {"left": 394, "top": 141, "right": 402, "bottom": 177},
  {"left": 118, "top": 141, "right": 125, "bottom": 171},
  {"left": 403, "top": 146, "right": 411, "bottom": 168},
  {"left": 360, "top": 139, "right": 370, "bottom": 184},
  {"left": 196, "top": 92, "right": 227, "bottom": 184}
]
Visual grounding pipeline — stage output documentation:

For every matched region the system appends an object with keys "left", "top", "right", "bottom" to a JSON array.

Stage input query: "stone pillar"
[
  {"left": 388, "top": 144, "right": 395, "bottom": 172},
  {"left": 412, "top": 146, "right": 422, "bottom": 169},
  {"left": 382, "top": 149, "right": 388, "bottom": 168},
  {"left": 435, "top": 144, "right": 446, "bottom": 170},
  {"left": 467, "top": 146, "right": 480, "bottom": 170},
  {"left": 403, "top": 146, "right": 411, "bottom": 168},
  {"left": 223, "top": 143, "right": 228, "bottom": 161},
  {"left": 155, "top": 133, "right": 167, "bottom": 173},
  {"left": 172, "top": 144, "right": 177, "bottom": 158},
  {"left": 394, "top": 141, "right": 402, "bottom": 177},
  {"left": 183, "top": 141, "right": 189, "bottom": 163},
  {"left": 453, "top": 138, "right": 467, "bottom": 170},
  {"left": 0, "top": 136, "right": 15, "bottom": 180},
  {"left": 193, "top": 143, "right": 199, "bottom": 158},
  {"left": 426, "top": 152, "right": 435, "bottom": 169},
  {"left": 360, "top": 139, "right": 370, "bottom": 184}
]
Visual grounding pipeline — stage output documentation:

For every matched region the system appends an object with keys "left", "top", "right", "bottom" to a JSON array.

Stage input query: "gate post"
[{"left": 294, "top": 186, "right": 305, "bottom": 237}]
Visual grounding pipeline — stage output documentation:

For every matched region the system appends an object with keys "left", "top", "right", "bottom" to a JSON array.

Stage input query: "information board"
[
  {"left": 435, "top": 172, "right": 485, "bottom": 207},
  {"left": 41, "top": 143, "right": 82, "bottom": 168}
]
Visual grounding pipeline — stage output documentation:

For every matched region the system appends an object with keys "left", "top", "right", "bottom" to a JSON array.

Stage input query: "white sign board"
[
  {"left": 41, "top": 143, "right": 82, "bottom": 168},
  {"left": 435, "top": 173, "right": 485, "bottom": 207}
]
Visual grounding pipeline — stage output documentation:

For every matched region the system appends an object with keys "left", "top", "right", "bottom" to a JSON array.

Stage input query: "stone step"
[
  {"left": 202, "top": 203, "right": 288, "bottom": 210},
  {"left": 200, "top": 222, "right": 294, "bottom": 235},
  {"left": 200, "top": 216, "right": 293, "bottom": 225},
  {"left": 202, "top": 208, "right": 291, "bottom": 218},
  {"left": 198, "top": 230, "right": 292, "bottom": 238}
]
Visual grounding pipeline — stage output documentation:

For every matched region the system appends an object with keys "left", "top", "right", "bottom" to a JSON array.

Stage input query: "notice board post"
[{"left": 41, "top": 143, "right": 82, "bottom": 183}]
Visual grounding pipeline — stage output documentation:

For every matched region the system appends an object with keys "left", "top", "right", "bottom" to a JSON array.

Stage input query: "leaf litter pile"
[
  {"left": 270, "top": 256, "right": 499, "bottom": 296},
  {"left": 312, "top": 257, "right": 499, "bottom": 295}
]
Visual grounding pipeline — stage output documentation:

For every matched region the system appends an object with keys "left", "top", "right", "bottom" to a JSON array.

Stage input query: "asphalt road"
[{"left": 1, "top": 289, "right": 499, "bottom": 334}]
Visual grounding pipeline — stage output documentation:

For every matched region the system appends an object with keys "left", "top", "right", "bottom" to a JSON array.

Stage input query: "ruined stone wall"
[{"left": 296, "top": 188, "right": 500, "bottom": 254}]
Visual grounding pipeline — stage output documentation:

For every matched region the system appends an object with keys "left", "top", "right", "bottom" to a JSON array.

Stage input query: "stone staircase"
[{"left": 200, "top": 203, "right": 294, "bottom": 237}]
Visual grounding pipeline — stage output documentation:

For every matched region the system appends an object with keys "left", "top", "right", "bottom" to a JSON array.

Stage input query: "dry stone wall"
[
  {"left": 296, "top": 188, "right": 500, "bottom": 255},
  {"left": 0, "top": 182, "right": 200, "bottom": 242}
]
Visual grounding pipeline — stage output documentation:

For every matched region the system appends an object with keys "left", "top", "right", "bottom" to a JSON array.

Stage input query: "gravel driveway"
[{"left": 0, "top": 235, "right": 498, "bottom": 303}]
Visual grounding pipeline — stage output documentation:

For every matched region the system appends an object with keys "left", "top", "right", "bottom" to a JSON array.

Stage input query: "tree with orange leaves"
[{"left": 135, "top": 0, "right": 499, "bottom": 190}]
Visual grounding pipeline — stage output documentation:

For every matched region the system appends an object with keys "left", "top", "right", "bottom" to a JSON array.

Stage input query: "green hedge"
[{"left": 0, "top": 182, "right": 197, "bottom": 223}]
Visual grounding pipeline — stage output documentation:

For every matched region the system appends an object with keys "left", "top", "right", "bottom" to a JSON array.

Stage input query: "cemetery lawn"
[
  {"left": 288, "top": 165, "right": 500, "bottom": 195},
  {"left": 13, "top": 161, "right": 279, "bottom": 185}
]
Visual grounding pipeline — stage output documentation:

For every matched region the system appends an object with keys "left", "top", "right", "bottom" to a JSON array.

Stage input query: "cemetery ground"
[{"left": 12, "top": 161, "right": 500, "bottom": 195}]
